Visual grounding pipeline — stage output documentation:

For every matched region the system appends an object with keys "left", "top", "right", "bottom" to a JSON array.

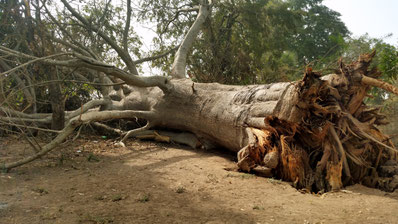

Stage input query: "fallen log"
[{"left": 115, "top": 51, "right": 398, "bottom": 192}]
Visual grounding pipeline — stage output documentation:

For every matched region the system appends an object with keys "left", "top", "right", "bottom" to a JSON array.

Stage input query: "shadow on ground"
[{"left": 1, "top": 136, "right": 398, "bottom": 224}]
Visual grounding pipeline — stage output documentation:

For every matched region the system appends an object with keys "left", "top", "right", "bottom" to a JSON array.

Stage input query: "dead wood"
[{"left": 231, "top": 52, "right": 398, "bottom": 192}]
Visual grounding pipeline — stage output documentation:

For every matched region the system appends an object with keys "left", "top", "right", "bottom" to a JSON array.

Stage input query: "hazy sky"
[{"left": 323, "top": 0, "right": 398, "bottom": 45}]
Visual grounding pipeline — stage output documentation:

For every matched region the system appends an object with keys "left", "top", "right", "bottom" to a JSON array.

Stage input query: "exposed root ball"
[{"left": 237, "top": 52, "right": 398, "bottom": 192}]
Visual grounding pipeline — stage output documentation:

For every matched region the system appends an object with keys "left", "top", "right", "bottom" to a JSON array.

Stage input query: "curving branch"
[
  {"left": 121, "top": 121, "right": 152, "bottom": 142},
  {"left": 171, "top": 2, "right": 211, "bottom": 78},
  {"left": 361, "top": 75, "right": 398, "bottom": 95},
  {"left": 134, "top": 46, "right": 179, "bottom": 64},
  {"left": 65, "top": 99, "right": 110, "bottom": 120},
  {"left": 0, "top": 53, "right": 71, "bottom": 76},
  {"left": 123, "top": 0, "right": 132, "bottom": 52},
  {"left": 0, "top": 107, "right": 51, "bottom": 119},
  {"left": 0, "top": 46, "right": 173, "bottom": 92},
  {"left": 0, "top": 115, "right": 51, "bottom": 125}
]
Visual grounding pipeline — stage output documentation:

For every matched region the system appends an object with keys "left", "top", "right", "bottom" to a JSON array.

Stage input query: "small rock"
[
  {"left": 114, "top": 142, "right": 125, "bottom": 147},
  {"left": 264, "top": 151, "right": 279, "bottom": 169},
  {"left": 252, "top": 166, "right": 273, "bottom": 177},
  {"left": 0, "top": 202, "right": 8, "bottom": 210}
]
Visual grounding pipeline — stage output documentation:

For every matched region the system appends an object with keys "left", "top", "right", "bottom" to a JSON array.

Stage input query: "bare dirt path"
[{"left": 1, "top": 136, "right": 398, "bottom": 224}]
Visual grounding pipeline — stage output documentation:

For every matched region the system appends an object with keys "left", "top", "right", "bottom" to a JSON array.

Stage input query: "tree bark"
[
  {"left": 111, "top": 52, "right": 397, "bottom": 192},
  {"left": 48, "top": 66, "right": 65, "bottom": 130}
]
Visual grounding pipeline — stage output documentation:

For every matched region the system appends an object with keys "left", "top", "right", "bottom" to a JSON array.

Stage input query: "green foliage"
[
  {"left": 0, "top": 0, "right": 129, "bottom": 111},
  {"left": 0, "top": 0, "right": 33, "bottom": 51},
  {"left": 288, "top": 0, "right": 349, "bottom": 65},
  {"left": 378, "top": 43, "right": 398, "bottom": 82},
  {"left": 188, "top": 0, "right": 304, "bottom": 84},
  {"left": 54, "top": 0, "right": 142, "bottom": 65},
  {"left": 141, "top": 0, "right": 349, "bottom": 84},
  {"left": 342, "top": 35, "right": 398, "bottom": 103}
]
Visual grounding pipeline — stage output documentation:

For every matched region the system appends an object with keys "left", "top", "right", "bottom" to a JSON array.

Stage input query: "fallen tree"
[
  {"left": 1, "top": 0, "right": 398, "bottom": 193},
  {"left": 2, "top": 49, "right": 398, "bottom": 192}
]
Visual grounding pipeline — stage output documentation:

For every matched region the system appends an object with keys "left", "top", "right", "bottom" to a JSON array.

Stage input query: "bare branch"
[
  {"left": 121, "top": 121, "right": 152, "bottom": 142},
  {"left": 0, "top": 107, "right": 51, "bottom": 119},
  {"left": 43, "top": 4, "right": 97, "bottom": 58},
  {"left": 134, "top": 46, "right": 179, "bottom": 64},
  {"left": 25, "top": 79, "right": 125, "bottom": 87},
  {"left": 171, "top": 3, "right": 210, "bottom": 78},
  {"left": 0, "top": 46, "right": 36, "bottom": 60},
  {"left": 123, "top": 0, "right": 132, "bottom": 52},
  {"left": 0, "top": 46, "right": 173, "bottom": 92},
  {"left": 65, "top": 99, "right": 110, "bottom": 120},
  {"left": 91, "top": 121, "right": 123, "bottom": 135},
  {"left": 0, "top": 119, "right": 58, "bottom": 132},
  {"left": 60, "top": 0, "right": 138, "bottom": 74},
  {"left": 0, "top": 53, "right": 71, "bottom": 77},
  {"left": 67, "top": 53, "right": 173, "bottom": 92},
  {"left": 0, "top": 116, "right": 52, "bottom": 125},
  {"left": 161, "top": 6, "right": 200, "bottom": 35},
  {"left": 361, "top": 75, "right": 398, "bottom": 95}
]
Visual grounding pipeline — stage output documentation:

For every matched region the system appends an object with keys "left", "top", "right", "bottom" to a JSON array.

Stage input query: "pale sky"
[{"left": 323, "top": 0, "right": 398, "bottom": 45}]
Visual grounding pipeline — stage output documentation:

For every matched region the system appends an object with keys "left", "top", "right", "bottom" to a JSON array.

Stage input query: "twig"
[
  {"left": 0, "top": 53, "right": 71, "bottom": 77},
  {"left": 72, "top": 125, "right": 84, "bottom": 141},
  {"left": 0, "top": 119, "right": 60, "bottom": 133},
  {"left": 78, "top": 103, "right": 83, "bottom": 121},
  {"left": 23, "top": 135, "right": 41, "bottom": 153},
  {"left": 91, "top": 122, "right": 123, "bottom": 135},
  {"left": 121, "top": 122, "right": 152, "bottom": 142},
  {"left": 134, "top": 46, "right": 179, "bottom": 64}
]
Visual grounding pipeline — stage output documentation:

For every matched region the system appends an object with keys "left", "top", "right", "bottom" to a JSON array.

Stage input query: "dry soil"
[{"left": 1, "top": 135, "right": 398, "bottom": 224}]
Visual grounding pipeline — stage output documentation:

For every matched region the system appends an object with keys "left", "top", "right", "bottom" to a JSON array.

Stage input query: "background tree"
[
  {"left": 341, "top": 34, "right": 398, "bottom": 103},
  {"left": 288, "top": 0, "right": 349, "bottom": 66},
  {"left": 141, "top": 0, "right": 350, "bottom": 84}
]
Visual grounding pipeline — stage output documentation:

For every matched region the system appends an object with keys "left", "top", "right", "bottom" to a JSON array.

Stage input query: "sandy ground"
[{"left": 1, "top": 135, "right": 398, "bottom": 224}]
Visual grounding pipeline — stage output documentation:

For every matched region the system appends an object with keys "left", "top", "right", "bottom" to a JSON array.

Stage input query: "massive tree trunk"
[{"left": 102, "top": 52, "right": 397, "bottom": 192}]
